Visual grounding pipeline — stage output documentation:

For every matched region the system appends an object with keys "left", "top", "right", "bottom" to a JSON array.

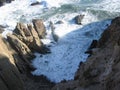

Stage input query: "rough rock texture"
[
  {"left": 27, "top": 24, "right": 50, "bottom": 54},
  {"left": 52, "top": 17, "right": 120, "bottom": 90},
  {"left": 7, "top": 33, "right": 35, "bottom": 60},
  {"left": 0, "top": 19, "right": 53, "bottom": 90},
  {"left": 0, "top": 35, "right": 24, "bottom": 90},
  {"left": 32, "top": 19, "right": 46, "bottom": 39},
  {"left": 74, "top": 14, "right": 85, "bottom": 25},
  {"left": 14, "top": 22, "right": 50, "bottom": 54}
]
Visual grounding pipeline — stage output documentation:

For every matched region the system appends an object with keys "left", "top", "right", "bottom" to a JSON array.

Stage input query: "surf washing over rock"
[{"left": 0, "top": 0, "right": 120, "bottom": 84}]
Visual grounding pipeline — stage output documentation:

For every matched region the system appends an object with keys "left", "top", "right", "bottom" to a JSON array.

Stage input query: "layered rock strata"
[{"left": 0, "top": 19, "right": 53, "bottom": 90}]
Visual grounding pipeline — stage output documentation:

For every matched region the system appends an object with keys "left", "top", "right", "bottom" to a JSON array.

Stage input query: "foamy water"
[{"left": 0, "top": 0, "right": 119, "bottom": 83}]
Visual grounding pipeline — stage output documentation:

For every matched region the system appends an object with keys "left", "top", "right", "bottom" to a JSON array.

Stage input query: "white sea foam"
[
  {"left": 0, "top": 0, "right": 118, "bottom": 83},
  {"left": 32, "top": 11, "right": 111, "bottom": 82},
  {"left": 32, "top": 18, "right": 111, "bottom": 83}
]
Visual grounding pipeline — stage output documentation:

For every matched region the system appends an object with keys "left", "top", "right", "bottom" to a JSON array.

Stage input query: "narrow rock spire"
[{"left": 49, "top": 21, "right": 59, "bottom": 42}]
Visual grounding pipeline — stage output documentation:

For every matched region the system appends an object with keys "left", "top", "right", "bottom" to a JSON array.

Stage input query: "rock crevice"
[{"left": 0, "top": 19, "right": 53, "bottom": 90}]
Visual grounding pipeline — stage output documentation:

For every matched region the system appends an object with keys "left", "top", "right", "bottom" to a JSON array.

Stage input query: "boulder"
[
  {"left": 55, "top": 20, "right": 64, "bottom": 24},
  {"left": 74, "top": 14, "right": 85, "bottom": 25},
  {"left": 6, "top": 0, "right": 14, "bottom": 3},
  {"left": 32, "top": 19, "right": 46, "bottom": 39},
  {"left": 30, "top": 1, "right": 40, "bottom": 6}
]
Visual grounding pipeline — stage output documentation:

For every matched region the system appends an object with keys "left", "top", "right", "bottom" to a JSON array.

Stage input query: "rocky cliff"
[
  {"left": 52, "top": 17, "right": 120, "bottom": 90},
  {"left": 1, "top": 16, "right": 120, "bottom": 90},
  {"left": 0, "top": 19, "right": 53, "bottom": 90}
]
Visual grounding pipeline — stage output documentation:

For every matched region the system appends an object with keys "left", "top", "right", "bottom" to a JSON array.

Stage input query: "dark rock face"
[
  {"left": 0, "top": 26, "right": 4, "bottom": 33},
  {"left": 0, "top": 0, "right": 4, "bottom": 6},
  {"left": 30, "top": 1, "right": 40, "bottom": 6},
  {"left": 52, "top": 17, "right": 120, "bottom": 90},
  {"left": 98, "top": 17, "right": 120, "bottom": 47},
  {"left": 74, "top": 14, "right": 85, "bottom": 25},
  {"left": 85, "top": 40, "right": 98, "bottom": 55},
  {"left": 55, "top": 20, "right": 64, "bottom": 24},
  {"left": 0, "top": 0, "right": 14, "bottom": 6}
]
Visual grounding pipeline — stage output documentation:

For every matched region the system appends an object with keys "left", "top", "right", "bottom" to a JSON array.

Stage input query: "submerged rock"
[{"left": 55, "top": 20, "right": 64, "bottom": 24}]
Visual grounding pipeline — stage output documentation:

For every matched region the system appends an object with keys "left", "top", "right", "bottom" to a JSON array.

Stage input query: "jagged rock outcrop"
[
  {"left": 32, "top": 19, "right": 46, "bottom": 39},
  {"left": 0, "top": 19, "right": 53, "bottom": 90},
  {"left": 49, "top": 21, "right": 59, "bottom": 42},
  {"left": 52, "top": 17, "right": 120, "bottom": 90},
  {"left": 14, "top": 22, "right": 50, "bottom": 54},
  {"left": 7, "top": 33, "right": 35, "bottom": 61}
]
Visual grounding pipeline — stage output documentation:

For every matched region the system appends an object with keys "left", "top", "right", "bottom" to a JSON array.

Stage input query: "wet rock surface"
[
  {"left": 74, "top": 14, "right": 85, "bottom": 25},
  {"left": 0, "top": 26, "right": 4, "bottom": 33}
]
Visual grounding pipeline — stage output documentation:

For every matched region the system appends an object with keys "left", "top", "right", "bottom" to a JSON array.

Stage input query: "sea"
[{"left": 0, "top": 0, "right": 120, "bottom": 83}]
